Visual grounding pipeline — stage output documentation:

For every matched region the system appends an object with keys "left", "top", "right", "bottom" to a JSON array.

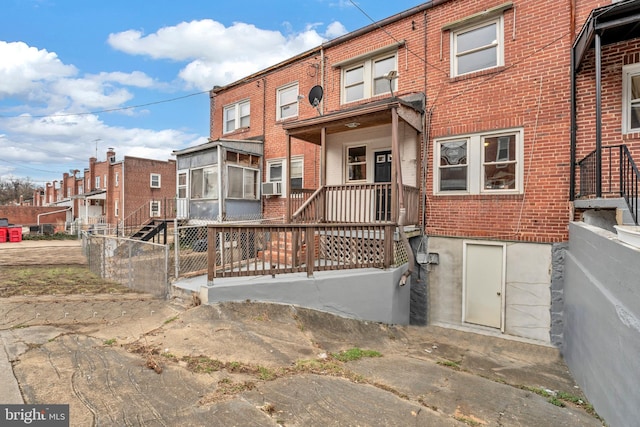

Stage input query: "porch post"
[
  {"left": 320, "top": 127, "right": 326, "bottom": 186},
  {"left": 391, "top": 107, "right": 400, "bottom": 222},
  {"left": 595, "top": 32, "right": 602, "bottom": 198},
  {"left": 286, "top": 134, "right": 292, "bottom": 222}
]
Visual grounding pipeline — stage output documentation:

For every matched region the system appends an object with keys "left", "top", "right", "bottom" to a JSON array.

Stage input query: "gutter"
[{"left": 37, "top": 207, "right": 71, "bottom": 225}]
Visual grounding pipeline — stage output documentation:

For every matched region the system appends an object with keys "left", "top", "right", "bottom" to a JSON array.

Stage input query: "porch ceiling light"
[{"left": 345, "top": 122, "right": 360, "bottom": 128}]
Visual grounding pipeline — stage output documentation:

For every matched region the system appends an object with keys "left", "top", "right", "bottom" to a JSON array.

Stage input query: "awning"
[
  {"left": 72, "top": 189, "right": 106, "bottom": 200},
  {"left": 573, "top": 0, "right": 640, "bottom": 71},
  {"left": 282, "top": 97, "right": 424, "bottom": 145}
]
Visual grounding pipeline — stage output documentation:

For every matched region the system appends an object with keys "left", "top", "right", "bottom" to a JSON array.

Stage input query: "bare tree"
[{"left": 0, "top": 177, "right": 37, "bottom": 205}]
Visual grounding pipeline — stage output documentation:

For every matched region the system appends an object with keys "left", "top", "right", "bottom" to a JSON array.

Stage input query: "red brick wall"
[
  {"left": 0, "top": 206, "right": 68, "bottom": 226},
  {"left": 210, "top": 0, "right": 603, "bottom": 241},
  {"left": 121, "top": 157, "right": 176, "bottom": 221}
]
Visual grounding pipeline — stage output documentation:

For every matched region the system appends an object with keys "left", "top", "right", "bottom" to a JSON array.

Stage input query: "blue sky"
[{"left": 0, "top": 0, "right": 424, "bottom": 186}]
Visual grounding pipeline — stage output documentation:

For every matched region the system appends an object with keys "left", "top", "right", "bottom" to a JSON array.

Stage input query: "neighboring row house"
[
  {"left": 181, "top": 0, "right": 639, "bottom": 346},
  {"left": 34, "top": 149, "right": 177, "bottom": 234}
]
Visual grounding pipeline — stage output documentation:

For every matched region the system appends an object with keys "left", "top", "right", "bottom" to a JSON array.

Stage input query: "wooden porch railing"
[
  {"left": 206, "top": 222, "right": 395, "bottom": 283},
  {"left": 289, "top": 188, "right": 316, "bottom": 215},
  {"left": 291, "top": 183, "right": 420, "bottom": 225}
]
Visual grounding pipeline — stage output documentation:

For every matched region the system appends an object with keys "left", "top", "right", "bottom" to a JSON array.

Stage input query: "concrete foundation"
[
  {"left": 175, "top": 266, "right": 412, "bottom": 325},
  {"left": 427, "top": 236, "right": 553, "bottom": 343},
  {"left": 564, "top": 222, "right": 640, "bottom": 427}
]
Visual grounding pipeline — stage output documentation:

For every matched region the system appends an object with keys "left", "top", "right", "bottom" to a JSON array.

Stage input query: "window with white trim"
[
  {"left": 150, "top": 173, "right": 161, "bottom": 188},
  {"left": 435, "top": 129, "right": 523, "bottom": 194},
  {"left": 223, "top": 100, "right": 250, "bottom": 133},
  {"left": 451, "top": 17, "right": 503, "bottom": 77},
  {"left": 95, "top": 176, "right": 101, "bottom": 189},
  {"left": 115, "top": 200, "right": 119, "bottom": 217},
  {"left": 622, "top": 63, "right": 640, "bottom": 134},
  {"left": 190, "top": 166, "right": 218, "bottom": 200},
  {"left": 115, "top": 172, "right": 119, "bottom": 187},
  {"left": 277, "top": 83, "right": 298, "bottom": 120},
  {"left": 346, "top": 145, "right": 367, "bottom": 182},
  {"left": 150, "top": 200, "right": 160, "bottom": 217},
  {"left": 267, "top": 158, "right": 303, "bottom": 193},
  {"left": 342, "top": 53, "right": 397, "bottom": 104}
]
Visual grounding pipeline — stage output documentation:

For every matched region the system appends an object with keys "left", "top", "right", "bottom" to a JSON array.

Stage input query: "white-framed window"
[
  {"left": 267, "top": 157, "right": 304, "bottom": 193},
  {"left": 95, "top": 176, "right": 101, "bottom": 189},
  {"left": 190, "top": 166, "right": 218, "bottom": 200},
  {"left": 104, "top": 174, "right": 107, "bottom": 188},
  {"left": 150, "top": 173, "right": 161, "bottom": 188},
  {"left": 342, "top": 53, "right": 397, "bottom": 104},
  {"left": 78, "top": 184, "right": 83, "bottom": 195},
  {"left": 622, "top": 63, "right": 640, "bottom": 134},
  {"left": 177, "top": 172, "right": 187, "bottom": 198},
  {"left": 115, "top": 172, "right": 119, "bottom": 187},
  {"left": 115, "top": 200, "right": 119, "bottom": 217},
  {"left": 434, "top": 129, "right": 523, "bottom": 194},
  {"left": 223, "top": 100, "right": 250, "bottom": 134},
  {"left": 451, "top": 17, "right": 503, "bottom": 77},
  {"left": 277, "top": 83, "right": 299, "bottom": 120},
  {"left": 150, "top": 200, "right": 161, "bottom": 217},
  {"left": 66, "top": 188, "right": 71, "bottom": 198},
  {"left": 227, "top": 165, "right": 259, "bottom": 199},
  {"left": 346, "top": 145, "right": 367, "bottom": 182}
]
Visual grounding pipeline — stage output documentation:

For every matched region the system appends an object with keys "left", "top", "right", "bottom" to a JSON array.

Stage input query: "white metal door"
[{"left": 463, "top": 242, "right": 505, "bottom": 329}]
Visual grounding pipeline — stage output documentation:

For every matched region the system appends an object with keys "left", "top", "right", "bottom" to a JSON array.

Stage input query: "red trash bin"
[
  {"left": 0, "top": 227, "right": 7, "bottom": 243},
  {"left": 8, "top": 227, "right": 22, "bottom": 243}
]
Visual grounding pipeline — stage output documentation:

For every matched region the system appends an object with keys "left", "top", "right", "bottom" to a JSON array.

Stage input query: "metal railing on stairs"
[{"left": 577, "top": 144, "right": 639, "bottom": 224}]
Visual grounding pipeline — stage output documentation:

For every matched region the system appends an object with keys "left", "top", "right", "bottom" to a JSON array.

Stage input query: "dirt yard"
[{"left": 0, "top": 240, "right": 604, "bottom": 426}]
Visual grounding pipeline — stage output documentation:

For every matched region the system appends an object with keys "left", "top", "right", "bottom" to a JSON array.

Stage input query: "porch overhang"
[
  {"left": 72, "top": 189, "right": 106, "bottom": 200},
  {"left": 573, "top": 0, "right": 640, "bottom": 71},
  {"left": 282, "top": 97, "right": 424, "bottom": 145}
]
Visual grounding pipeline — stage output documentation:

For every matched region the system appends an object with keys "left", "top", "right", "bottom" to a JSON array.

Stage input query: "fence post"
[
  {"left": 207, "top": 226, "right": 215, "bottom": 285},
  {"left": 174, "top": 218, "right": 179, "bottom": 279},
  {"left": 306, "top": 226, "right": 315, "bottom": 277}
]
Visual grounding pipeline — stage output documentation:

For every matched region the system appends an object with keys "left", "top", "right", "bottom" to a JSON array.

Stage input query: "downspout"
[
  {"left": 392, "top": 107, "right": 414, "bottom": 286},
  {"left": 595, "top": 32, "right": 602, "bottom": 198},
  {"left": 570, "top": 43, "right": 576, "bottom": 201},
  {"left": 37, "top": 207, "right": 71, "bottom": 225}
]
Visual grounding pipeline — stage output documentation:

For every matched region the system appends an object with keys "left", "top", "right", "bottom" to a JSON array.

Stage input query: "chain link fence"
[{"left": 83, "top": 233, "right": 170, "bottom": 297}]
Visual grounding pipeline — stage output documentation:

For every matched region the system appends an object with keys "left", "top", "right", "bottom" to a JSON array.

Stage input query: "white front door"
[{"left": 463, "top": 242, "right": 505, "bottom": 330}]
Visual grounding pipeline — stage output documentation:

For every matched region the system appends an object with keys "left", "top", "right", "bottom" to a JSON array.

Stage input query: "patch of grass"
[
  {"left": 103, "top": 338, "right": 117, "bottom": 346},
  {"left": 454, "top": 415, "right": 482, "bottom": 426},
  {"left": 0, "top": 265, "right": 136, "bottom": 297},
  {"left": 22, "top": 233, "right": 78, "bottom": 241},
  {"left": 182, "top": 355, "right": 224, "bottom": 374},
  {"left": 436, "top": 359, "right": 462, "bottom": 371},
  {"left": 164, "top": 316, "right": 179, "bottom": 324},
  {"left": 257, "top": 366, "right": 276, "bottom": 381},
  {"left": 331, "top": 348, "right": 382, "bottom": 362}
]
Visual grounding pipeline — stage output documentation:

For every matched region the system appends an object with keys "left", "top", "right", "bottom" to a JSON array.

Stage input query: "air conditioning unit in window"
[{"left": 261, "top": 181, "right": 282, "bottom": 196}]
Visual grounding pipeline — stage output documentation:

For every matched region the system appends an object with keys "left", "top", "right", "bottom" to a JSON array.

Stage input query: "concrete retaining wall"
[
  {"left": 203, "top": 267, "right": 411, "bottom": 325},
  {"left": 564, "top": 222, "right": 640, "bottom": 427}
]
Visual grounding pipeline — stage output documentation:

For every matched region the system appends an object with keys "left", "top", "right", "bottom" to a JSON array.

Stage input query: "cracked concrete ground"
[
  {"left": 1, "top": 296, "right": 603, "bottom": 426},
  {"left": 0, "top": 240, "right": 603, "bottom": 426}
]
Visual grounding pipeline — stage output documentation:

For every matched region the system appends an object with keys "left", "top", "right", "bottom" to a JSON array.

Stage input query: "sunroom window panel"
[
  {"left": 244, "top": 169, "right": 257, "bottom": 199},
  {"left": 228, "top": 166, "right": 243, "bottom": 198},
  {"left": 203, "top": 167, "right": 218, "bottom": 199}
]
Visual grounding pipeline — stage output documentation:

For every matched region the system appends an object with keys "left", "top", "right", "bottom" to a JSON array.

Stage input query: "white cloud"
[
  {"left": 108, "top": 19, "right": 340, "bottom": 89},
  {"left": 0, "top": 41, "right": 77, "bottom": 98}
]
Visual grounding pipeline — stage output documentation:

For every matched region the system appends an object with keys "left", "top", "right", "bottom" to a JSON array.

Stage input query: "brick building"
[
  {"left": 202, "top": 0, "right": 623, "bottom": 344},
  {"left": 35, "top": 149, "right": 176, "bottom": 232}
]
